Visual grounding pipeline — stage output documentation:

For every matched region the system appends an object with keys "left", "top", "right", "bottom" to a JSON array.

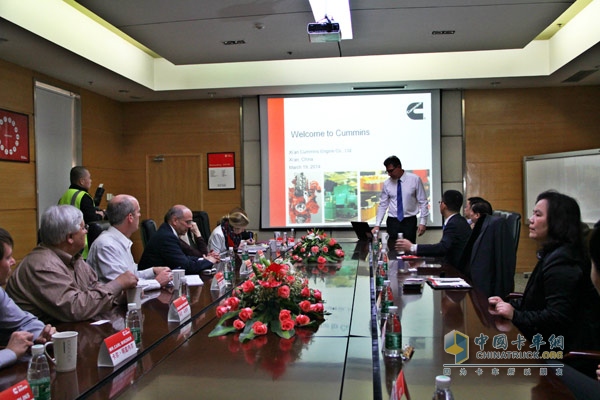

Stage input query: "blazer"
[
  {"left": 138, "top": 223, "right": 213, "bottom": 274},
  {"left": 416, "top": 214, "right": 471, "bottom": 271},
  {"left": 465, "top": 215, "right": 516, "bottom": 299}
]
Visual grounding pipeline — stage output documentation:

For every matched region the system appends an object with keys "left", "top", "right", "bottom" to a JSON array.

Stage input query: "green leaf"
[
  {"left": 208, "top": 324, "right": 238, "bottom": 337},
  {"left": 271, "top": 319, "right": 295, "bottom": 339}
]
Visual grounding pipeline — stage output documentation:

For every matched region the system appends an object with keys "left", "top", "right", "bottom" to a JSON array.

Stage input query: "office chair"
[
  {"left": 191, "top": 211, "right": 211, "bottom": 241},
  {"left": 140, "top": 219, "right": 157, "bottom": 248},
  {"left": 493, "top": 210, "right": 521, "bottom": 252}
]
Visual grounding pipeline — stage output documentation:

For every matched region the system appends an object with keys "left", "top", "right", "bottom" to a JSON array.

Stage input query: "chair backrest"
[
  {"left": 492, "top": 210, "right": 521, "bottom": 252},
  {"left": 140, "top": 219, "right": 157, "bottom": 248},
  {"left": 191, "top": 211, "right": 211, "bottom": 241}
]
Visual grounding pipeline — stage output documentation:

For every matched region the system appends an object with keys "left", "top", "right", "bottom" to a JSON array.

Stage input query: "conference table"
[{"left": 1, "top": 240, "right": 594, "bottom": 399}]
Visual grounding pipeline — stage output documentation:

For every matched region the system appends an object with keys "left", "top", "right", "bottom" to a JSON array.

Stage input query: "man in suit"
[
  {"left": 138, "top": 205, "right": 219, "bottom": 274},
  {"left": 395, "top": 190, "right": 471, "bottom": 271}
]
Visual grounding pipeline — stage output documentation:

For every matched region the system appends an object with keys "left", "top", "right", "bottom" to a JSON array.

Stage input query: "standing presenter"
[{"left": 371, "top": 155, "right": 429, "bottom": 244}]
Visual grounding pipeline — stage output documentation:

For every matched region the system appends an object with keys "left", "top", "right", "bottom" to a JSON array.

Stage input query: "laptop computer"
[{"left": 351, "top": 221, "right": 373, "bottom": 241}]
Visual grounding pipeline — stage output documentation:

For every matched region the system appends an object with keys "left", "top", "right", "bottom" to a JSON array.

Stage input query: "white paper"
[{"left": 185, "top": 275, "right": 204, "bottom": 286}]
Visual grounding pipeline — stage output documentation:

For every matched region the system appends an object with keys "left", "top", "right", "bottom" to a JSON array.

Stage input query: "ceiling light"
[
  {"left": 309, "top": 0, "right": 352, "bottom": 40},
  {"left": 222, "top": 40, "right": 246, "bottom": 46}
]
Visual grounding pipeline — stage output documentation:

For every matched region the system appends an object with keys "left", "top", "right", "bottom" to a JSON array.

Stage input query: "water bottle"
[
  {"left": 181, "top": 276, "right": 190, "bottom": 303},
  {"left": 27, "top": 344, "right": 51, "bottom": 400},
  {"left": 433, "top": 375, "right": 454, "bottom": 400},
  {"left": 240, "top": 241, "right": 249, "bottom": 262},
  {"left": 380, "top": 280, "right": 393, "bottom": 320},
  {"left": 125, "top": 303, "right": 142, "bottom": 348},
  {"left": 376, "top": 261, "right": 385, "bottom": 293},
  {"left": 224, "top": 247, "right": 235, "bottom": 288},
  {"left": 384, "top": 306, "right": 402, "bottom": 358}
]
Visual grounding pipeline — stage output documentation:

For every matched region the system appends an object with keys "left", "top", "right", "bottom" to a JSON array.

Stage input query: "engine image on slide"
[{"left": 288, "top": 172, "right": 322, "bottom": 223}]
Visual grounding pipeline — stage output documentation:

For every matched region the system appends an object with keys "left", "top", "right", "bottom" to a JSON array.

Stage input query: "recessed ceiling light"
[{"left": 432, "top": 30, "right": 455, "bottom": 35}]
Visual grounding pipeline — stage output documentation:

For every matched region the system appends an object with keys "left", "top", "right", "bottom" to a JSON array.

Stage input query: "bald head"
[
  {"left": 106, "top": 194, "right": 140, "bottom": 237},
  {"left": 165, "top": 205, "right": 193, "bottom": 236}
]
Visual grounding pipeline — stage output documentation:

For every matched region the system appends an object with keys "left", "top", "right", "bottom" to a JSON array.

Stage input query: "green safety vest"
[{"left": 58, "top": 189, "right": 93, "bottom": 259}]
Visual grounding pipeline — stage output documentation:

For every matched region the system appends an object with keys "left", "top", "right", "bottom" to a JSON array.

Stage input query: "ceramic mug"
[{"left": 44, "top": 331, "right": 78, "bottom": 372}]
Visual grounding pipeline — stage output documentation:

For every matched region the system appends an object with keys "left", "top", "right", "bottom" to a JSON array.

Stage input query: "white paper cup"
[
  {"left": 44, "top": 331, "right": 78, "bottom": 372},
  {"left": 127, "top": 286, "right": 144, "bottom": 309}
]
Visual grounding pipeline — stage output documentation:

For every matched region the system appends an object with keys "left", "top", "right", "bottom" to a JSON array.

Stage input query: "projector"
[{"left": 307, "top": 22, "right": 341, "bottom": 43}]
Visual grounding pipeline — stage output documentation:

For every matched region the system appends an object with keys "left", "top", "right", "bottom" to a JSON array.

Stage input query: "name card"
[
  {"left": 0, "top": 380, "right": 33, "bottom": 400},
  {"left": 98, "top": 328, "right": 138, "bottom": 367},
  {"left": 168, "top": 295, "right": 191, "bottom": 323}
]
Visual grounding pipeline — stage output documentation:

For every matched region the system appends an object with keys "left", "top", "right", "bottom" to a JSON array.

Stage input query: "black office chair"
[
  {"left": 192, "top": 211, "right": 211, "bottom": 241},
  {"left": 493, "top": 210, "right": 521, "bottom": 252},
  {"left": 140, "top": 219, "right": 157, "bottom": 248}
]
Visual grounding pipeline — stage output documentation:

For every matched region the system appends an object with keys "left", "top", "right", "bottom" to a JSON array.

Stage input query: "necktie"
[{"left": 397, "top": 180, "right": 404, "bottom": 222}]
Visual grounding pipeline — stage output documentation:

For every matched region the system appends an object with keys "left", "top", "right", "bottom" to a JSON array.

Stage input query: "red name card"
[
  {"left": 0, "top": 380, "right": 33, "bottom": 400},
  {"left": 97, "top": 328, "right": 138, "bottom": 367},
  {"left": 168, "top": 295, "right": 191, "bottom": 323}
]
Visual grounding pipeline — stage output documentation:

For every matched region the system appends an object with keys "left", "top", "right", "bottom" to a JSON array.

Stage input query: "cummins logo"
[{"left": 406, "top": 102, "right": 424, "bottom": 120}]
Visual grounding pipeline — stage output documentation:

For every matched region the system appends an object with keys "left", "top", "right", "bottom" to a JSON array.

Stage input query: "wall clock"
[{"left": 0, "top": 109, "right": 29, "bottom": 162}]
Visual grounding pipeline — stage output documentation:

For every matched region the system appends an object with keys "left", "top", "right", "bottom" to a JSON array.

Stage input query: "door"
[{"left": 146, "top": 154, "right": 204, "bottom": 222}]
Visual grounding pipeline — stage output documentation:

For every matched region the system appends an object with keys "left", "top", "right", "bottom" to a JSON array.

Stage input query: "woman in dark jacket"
[{"left": 489, "top": 190, "right": 600, "bottom": 353}]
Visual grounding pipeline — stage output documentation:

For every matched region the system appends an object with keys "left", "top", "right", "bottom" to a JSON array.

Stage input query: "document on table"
[
  {"left": 185, "top": 275, "right": 204, "bottom": 286},
  {"left": 426, "top": 277, "right": 471, "bottom": 290}
]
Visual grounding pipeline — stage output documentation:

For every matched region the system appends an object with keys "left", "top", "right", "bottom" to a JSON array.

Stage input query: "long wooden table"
[{"left": 2, "top": 241, "right": 595, "bottom": 399}]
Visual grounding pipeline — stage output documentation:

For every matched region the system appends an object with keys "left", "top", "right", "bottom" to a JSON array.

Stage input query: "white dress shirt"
[{"left": 375, "top": 171, "right": 430, "bottom": 226}]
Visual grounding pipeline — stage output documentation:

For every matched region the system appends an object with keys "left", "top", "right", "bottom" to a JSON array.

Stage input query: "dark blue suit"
[
  {"left": 416, "top": 214, "right": 471, "bottom": 271},
  {"left": 138, "top": 223, "right": 214, "bottom": 274}
]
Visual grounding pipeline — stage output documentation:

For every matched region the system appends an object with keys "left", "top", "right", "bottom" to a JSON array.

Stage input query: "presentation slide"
[{"left": 260, "top": 91, "right": 441, "bottom": 229}]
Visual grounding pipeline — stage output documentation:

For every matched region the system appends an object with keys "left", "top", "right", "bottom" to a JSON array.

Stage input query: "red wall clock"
[{"left": 0, "top": 109, "right": 29, "bottom": 162}]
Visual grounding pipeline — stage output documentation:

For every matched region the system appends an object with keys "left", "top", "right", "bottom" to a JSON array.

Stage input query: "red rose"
[
  {"left": 310, "top": 303, "right": 324, "bottom": 313},
  {"left": 322, "top": 246, "right": 329, "bottom": 253},
  {"left": 328, "top": 238, "right": 337, "bottom": 246},
  {"left": 233, "top": 319, "right": 246, "bottom": 330},
  {"left": 281, "top": 319, "right": 295, "bottom": 331},
  {"left": 299, "top": 300, "right": 312, "bottom": 313},
  {"left": 295, "top": 314, "right": 310, "bottom": 325},
  {"left": 311, "top": 245, "right": 319, "bottom": 253},
  {"left": 317, "top": 256, "right": 327, "bottom": 264},
  {"left": 335, "top": 249, "right": 344, "bottom": 257},
  {"left": 286, "top": 275, "right": 295, "bottom": 284},
  {"left": 313, "top": 289, "right": 322, "bottom": 301},
  {"left": 226, "top": 296, "right": 240, "bottom": 310},
  {"left": 241, "top": 280, "right": 255, "bottom": 293},
  {"left": 252, "top": 321, "right": 268, "bottom": 335},
  {"left": 279, "top": 309, "right": 292, "bottom": 322},
  {"left": 278, "top": 285, "right": 290, "bottom": 299},
  {"left": 301, "top": 287, "right": 310, "bottom": 297},
  {"left": 239, "top": 307, "right": 253, "bottom": 321},
  {"left": 216, "top": 305, "right": 230, "bottom": 318}
]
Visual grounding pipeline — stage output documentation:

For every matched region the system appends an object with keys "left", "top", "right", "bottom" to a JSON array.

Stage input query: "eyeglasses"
[
  {"left": 386, "top": 166, "right": 399, "bottom": 174},
  {"left": 184, "top": 220, "right": 194, "bottom": 225}
]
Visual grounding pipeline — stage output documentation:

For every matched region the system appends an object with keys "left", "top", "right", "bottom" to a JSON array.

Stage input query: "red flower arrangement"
[
  {"left": 209, "top": 253, "right": 328, "bottom": 342},
  {"left": 289, "top": 229, "right": 345, "bottom": 264}
]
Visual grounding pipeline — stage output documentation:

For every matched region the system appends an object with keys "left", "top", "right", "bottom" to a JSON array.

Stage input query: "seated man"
[
  {"left": 0, "top": 228, "right": 55, "bottom": 369},
  {"left": 395, "top": 190, "right": 471, "bottom": 271},
  {"left": 6, "top": 205, "right": 138, "bottom": 323},
  {"left": 138, "top": 205, "right": 218, "bottom": 274},
  {"left": 464, "top": 196, "right": 493, "bottom": 228},
  {"left": 179, "top": 221, "right": 209, "bottom": 258},
  {"left": 87, "top": 194, "right": 172, "bottom": 287}
]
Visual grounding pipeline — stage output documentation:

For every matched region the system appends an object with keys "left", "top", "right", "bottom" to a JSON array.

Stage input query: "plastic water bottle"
[
  {"left": 181, "top": 276, "right": 191, "bottom": 303},
  {"left": 384, "top": 306, "right": 402, "bottom": 358},
  {"left": 126, "top": 303, "right": 142, "bottom": 348},
  {"left": 433, "top": 375, "right": 454, "bottom": 399},
  {"left": 224, "top": 247, "right": 235, "bottom": 288},
  {"left": 380, "top": 280, "right": 393, "bottom": 320},
  {"left": 27, "top": 344, "right": 51, "bottom": 400}
]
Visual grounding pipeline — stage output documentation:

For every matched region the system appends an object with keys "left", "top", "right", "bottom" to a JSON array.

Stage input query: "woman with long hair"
[
  {"left": 489, "top": 190, "right": 600, "bottom": 353},
  {"left": 207, "top": 211, "right": 250, "bottom": 254}
]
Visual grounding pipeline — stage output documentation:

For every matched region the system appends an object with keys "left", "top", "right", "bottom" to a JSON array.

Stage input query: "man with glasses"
[
  {"left": 6, "top": 205, "right": 138, "bottom": 322},
  {"left": 88, "top": 194, "right": 172, "bottom": 287},
  {"left": 139, "top": 205, "right": 219, "bottom": 274},
  {"left": 372, "top": 155, "right": 429, "bottom": 245}
]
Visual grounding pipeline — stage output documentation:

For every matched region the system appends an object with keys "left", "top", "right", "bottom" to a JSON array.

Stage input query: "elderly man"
[
  {"left": 0, "top": 228, "right": 55, "bottom": 369},
  {"left": 139, "top": 205, "right": 218, "bottom": 274},
  {"left": 88, "top": 194, "right": 171, "bottom": 287},
  {"left": 396, "top": 190, "right": 471, "bottom": 271},
  {"left": 6, "top": 205, "right": 138, "bottom": 323}
]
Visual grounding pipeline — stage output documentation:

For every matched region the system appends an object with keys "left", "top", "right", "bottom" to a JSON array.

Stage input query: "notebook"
[{"left": 351, "top": 221, "right": 373, "bottom": 241}]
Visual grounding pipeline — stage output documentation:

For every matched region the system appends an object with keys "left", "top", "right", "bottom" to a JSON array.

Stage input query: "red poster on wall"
[{"left": 207, "top": 152, "right": 235, "bottom": 189}]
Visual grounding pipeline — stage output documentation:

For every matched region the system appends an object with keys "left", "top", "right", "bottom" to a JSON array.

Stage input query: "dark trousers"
[{"left": 385, "top": 215, "right": 418, "bottom": 243}]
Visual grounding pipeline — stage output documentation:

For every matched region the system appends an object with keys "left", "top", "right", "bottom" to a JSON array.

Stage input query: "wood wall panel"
[
  {"left": 0, "top": 60, "right": 33, "bottom": 114},
  {"left": 465, "top": 87, "right": 600, "bottom": 273},
  {"left": 0, "top": 209, "right": 38, "bottom": 265}
]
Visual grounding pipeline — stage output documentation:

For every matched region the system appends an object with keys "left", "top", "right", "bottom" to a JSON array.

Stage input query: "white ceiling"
[{"left": 1, "top": 0, "right": 599, "bottom": 102}]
